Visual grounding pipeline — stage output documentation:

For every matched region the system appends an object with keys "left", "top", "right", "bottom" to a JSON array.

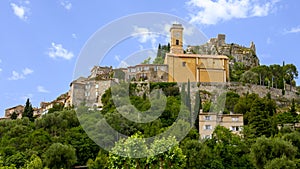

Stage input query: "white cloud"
[
  {"left": 8, "top": 71, "right": 25, "bottom": 80},
  {"left": 37, "top": 86, "right": 50, "bottom": 93},
  {"left": 47, "top": 42, "right": 74, "bottom": 60},
  {"left": 0, "top": 59, "right": 2, "bottom": 73},
  {"left": 284, "top": 26, "right": 300, "bottom": 34},
  {"left": 8, "top": 68, "right": 33, "bottom": 80},
  {"left": 132, "top": 26, "right": 158, "bottom": 49},
  {"left": 22, "top": 67, "right": 33, "bottom": 75},
  {"left": 10, "top": 3, "right": 29, "bottom": 21},
  {"left": 72, "top": 33, "right": 77, "bottom": 39},
  {"left": 186, "top": 0, "right": 280, "bottom": 25},
  {"left": 61, "top": 1, "right": 72, "bottom": 10},
  {"left": 266, "top": 37, "right": 272, "bottom": 44}
]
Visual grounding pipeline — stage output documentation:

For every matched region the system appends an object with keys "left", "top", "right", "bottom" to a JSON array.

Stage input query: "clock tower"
[{"left": 170, "top": 23, "right": 184, "bottom": 54}]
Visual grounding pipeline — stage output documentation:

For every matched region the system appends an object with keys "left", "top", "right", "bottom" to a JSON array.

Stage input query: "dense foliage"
[
  {"left": 230, "top": 63, "right": 298, "bottom": 91},
  {"left": 1, "top": 82, "right": 300, "bottom": 168}
]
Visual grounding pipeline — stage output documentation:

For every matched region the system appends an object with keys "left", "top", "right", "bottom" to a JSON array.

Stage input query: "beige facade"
[
  {"left": 165, "top": 24, "right": 229, "bottom": 83},
  {"left": 126, "top": 64, "right": 168, "bottom": 82},
  {"left": 69, "top": 66, "right": 114, "bottom": 108},
  {"left": 199, "top": 112, "right": 244, "bottom": 139},
  {"left": 5, "top": 105, "right": 24, "bottom": 119}
]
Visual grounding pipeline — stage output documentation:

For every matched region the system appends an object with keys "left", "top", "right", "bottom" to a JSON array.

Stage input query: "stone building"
[
  {"left": 164, "top": 24, "right": 230, "bottom": 83},
  {"left": 199, "top": 112, "right": 244, "bottom": 139},
  {"left": 68, "top": 66, "right": 115, "bottom": 108},
  {"left": 125, "top": 64, "right": 168, "bottom": 82},
  {"left": 5, "top": 105, "right": 24, "bottom": 119}
]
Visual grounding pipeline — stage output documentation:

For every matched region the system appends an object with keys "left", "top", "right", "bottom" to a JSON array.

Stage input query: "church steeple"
[{"left": 170, "top": 23, "right": 184, "bottom": 54}]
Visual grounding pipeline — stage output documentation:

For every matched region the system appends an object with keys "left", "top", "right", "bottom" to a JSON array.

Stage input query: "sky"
[{"left": 1, "top": 0, "right": 300, "bottom": 117}]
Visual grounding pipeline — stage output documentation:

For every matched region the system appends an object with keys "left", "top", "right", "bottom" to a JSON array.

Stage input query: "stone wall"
[
  {"left": 192, "top": 82, "right": 298, "bottom": 107},
  {"left": 189, "top": 34, "right": 260, "bottom": 68}
]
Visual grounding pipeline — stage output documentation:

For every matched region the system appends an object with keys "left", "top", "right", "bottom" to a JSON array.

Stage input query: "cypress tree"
[
  {"left": 187, "top": 79, "right": 191, "bottom": 112},
  {"left": 23, "top": 98, "right": 34, "bottom": 121},
  {"left": 290, "top": 98, "right": 297, "bottom": 116}
]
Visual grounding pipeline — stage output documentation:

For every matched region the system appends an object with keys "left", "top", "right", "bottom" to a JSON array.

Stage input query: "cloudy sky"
[{"left": 1, "top": 0, "right": 300, "bottom": 117}]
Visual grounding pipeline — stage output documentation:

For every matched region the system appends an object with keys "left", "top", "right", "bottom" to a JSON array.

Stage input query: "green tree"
[
  {"left": 5, "top": 152, "right": 26, "bottom": 168},
  {"left": 245, "top": 97, "right": 277, "bottom": 138},
  {"left": 269, "top": 64, "right": 283, "bottom": 88},
  {"left": 23, "top": 98, "right": 34, "bottom": 121},
  {"left": 108, "top": 133, "right": 149, "bottom": 169},
  {"left": 63, "top": 126, "right": 100, "bottom": 165},
  {"left": 283, "top": 131, "right": 300, "bottom": 158},
  {"left": 43, "top": 143, "right": 77, "bottom": 169},
  {"left": 264, "top": 156, "right": 297, "bottom": 169},
  {"left": 153, "top": 56, "right": 164, "bottom": 64},
  {"left": 230, "top": 62, "right": 247, "bottom": 82},
  {"left": 194, "top": 90, "right": 202, "bottom": 130},
  {"left": 108, "top": 134, "right": 186, "bottom": 169},
  {"left": 87, "top": 149, "right": 108, "bottom": 169},
  {"left": 148, "top": 136, "right": 186, "bottom": 169},
  {"left": 283, "top": 64, "right": 298, "bottom": 86},
  {"left": 240, "top": 70, "right": 259, "bottom": 84},
  {"left": 181, "top": 140, "right": 211, "bottom": 169},
  {"left": 24, "top": 154, "right": 43, "bottom": 169},
  {"left": 141, "top": 57, "right": 151, "bottom": 64},
  {"left": 47, "top": 102, "right": 64, "bottom": 114},
  {"left": 250, "top": 65, "right": 271, "bottom": 86},
  {"left": 206, "top": 126, "right": 253, "bottom": 169},
  {"left": 10, "top": 112, "right": 17, "bottom": 120},
  {"left": 250, "top": 136, "right": 297, "bottom": 169},
  {"left": 290, "top": 98, "right": 297, "bottom": 115}
]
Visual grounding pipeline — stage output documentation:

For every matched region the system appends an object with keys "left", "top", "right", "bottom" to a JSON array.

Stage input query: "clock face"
[{"left": 174, "top": 31, "right": 181, "bottom": 38}]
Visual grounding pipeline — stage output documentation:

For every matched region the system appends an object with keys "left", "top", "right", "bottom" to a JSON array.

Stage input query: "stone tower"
[{"left": 170, "top": 23, "right": 184, "bottom": 54}]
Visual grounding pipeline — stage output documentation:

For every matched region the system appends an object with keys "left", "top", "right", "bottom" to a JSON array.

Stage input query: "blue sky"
[{"left": 1, "top": 0, "right": 300, "bottom": 117}]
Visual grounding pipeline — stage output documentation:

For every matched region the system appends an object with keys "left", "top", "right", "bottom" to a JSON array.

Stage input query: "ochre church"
[{"left": 164, "top": 24, "right": 229, "bottom": 83}]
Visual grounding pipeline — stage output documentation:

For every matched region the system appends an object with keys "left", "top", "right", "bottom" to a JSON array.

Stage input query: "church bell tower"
[{"left": 170, "top": 23, "right": 184, "bottom": 54}]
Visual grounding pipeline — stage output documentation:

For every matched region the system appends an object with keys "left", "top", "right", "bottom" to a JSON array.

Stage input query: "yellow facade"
[{"left": 165, "top": 24, "right": 229, "bottom": 83}]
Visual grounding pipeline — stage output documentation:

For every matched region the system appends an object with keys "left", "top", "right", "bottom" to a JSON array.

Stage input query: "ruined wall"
[{"left": 190, "top": 34, "right": 260, "bottom": 68}]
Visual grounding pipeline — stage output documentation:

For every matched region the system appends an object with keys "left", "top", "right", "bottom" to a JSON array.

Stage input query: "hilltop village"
[
  {"left": 3, "top": 24, "right": 299, "bottom": 138},
  {"left": 2, "top": 23, "right": 300, "bottom": 169}
]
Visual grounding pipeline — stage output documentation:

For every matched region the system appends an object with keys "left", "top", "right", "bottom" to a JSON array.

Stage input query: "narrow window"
[
  {"left": 176, "top": 39, "right": 179, "bottom": 45},
  {"left": 182, "top": 62, "right": 186, "bottom": 67},
  {"left": 204, "top": 125, "right": 212, "bottom": 130},
  {"left": 205, "top": 116, "right": 211, "bottom": 120}
]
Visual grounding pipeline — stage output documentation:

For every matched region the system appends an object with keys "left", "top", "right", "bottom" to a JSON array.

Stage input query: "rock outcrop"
[{"left": 189, "top": 34, "right": 260, "bottom": 68}]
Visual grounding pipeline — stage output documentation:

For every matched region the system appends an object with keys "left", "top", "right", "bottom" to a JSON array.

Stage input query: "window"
[
  {"left": 95, "top": 84, "right": 99, "bottom": 89},
  {"left": 204, "top": 125, "right": 212, "bottom": 130},
  {"left": 182, "top": 62, "right": 186, "bottom": 67},
  {"left": 205, "top": 116, "right": 211, "bottom": 120},
  {"left": 176, "top": 39, "right": 179, "bottom": 45},
  {"left": 232, "top": 117, "right": 239, "bottom": 122},
  {"left": 204, "top": 135, "right": 211, "bottom": 139},
  {"left": 96, "top": 91, "right": 99, "bottom": 96},
  {"left": 230, "top": 126, "right": 240, "bottom": 131}
]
